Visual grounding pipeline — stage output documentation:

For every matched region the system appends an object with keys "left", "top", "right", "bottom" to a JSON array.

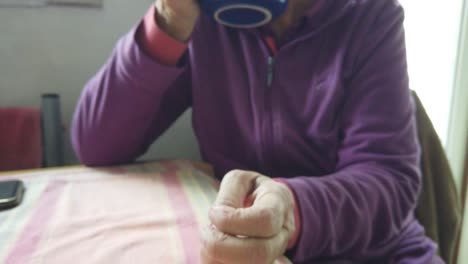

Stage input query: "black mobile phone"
[{"left": 0, "top": 180, "right": 25, "bottom": 211}]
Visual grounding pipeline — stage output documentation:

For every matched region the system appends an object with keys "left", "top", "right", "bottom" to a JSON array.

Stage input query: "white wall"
[
  {"left": 0, "top": 0, "right": 201, "bottom": 165},
  {"left": 400, "top": 0, "right": 464, "bottom": 145},
  {"left": 452, "top": 1, "right": 468, "bottom": 263},
  {"left": 448, "top": 0, "right": 468, "bottom": 193}
]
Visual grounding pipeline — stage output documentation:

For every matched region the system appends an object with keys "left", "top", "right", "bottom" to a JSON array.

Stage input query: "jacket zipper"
[
  {"left": 262, "top": 56, "right": 275, "bottom": 174},
  {"left": 267, "top": 56, "right": 274, "bottom": 87}
]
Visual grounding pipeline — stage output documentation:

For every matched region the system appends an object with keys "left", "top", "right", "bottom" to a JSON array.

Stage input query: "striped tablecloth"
[{"left": 0, "top": 160, "right": 218, "bottom": 264}]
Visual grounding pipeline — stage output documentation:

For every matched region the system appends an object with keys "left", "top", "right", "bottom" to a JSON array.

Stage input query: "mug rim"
[{"left": 214, "top": 4, "right": 273, "bottom": 28}]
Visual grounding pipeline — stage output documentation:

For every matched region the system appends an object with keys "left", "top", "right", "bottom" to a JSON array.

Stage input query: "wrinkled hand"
[
  {"left": 154, "top": 0, "right": 200, "bottom": 42},
  {"left": 201, "top": 170, "right": 295, "bottom": 264}
]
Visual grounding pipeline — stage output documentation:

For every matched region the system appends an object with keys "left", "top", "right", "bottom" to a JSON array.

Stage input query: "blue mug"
[{"left": 200, "top": 0, "right": 288, "bottom": 28}]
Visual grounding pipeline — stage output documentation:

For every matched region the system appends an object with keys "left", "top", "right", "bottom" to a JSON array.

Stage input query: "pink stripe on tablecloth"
[
  {"left": 161, "top": 161, "right": 200, "bottom": 264},
  {"left": 5, "top": 181, "right": 66, "bottom": 264}
]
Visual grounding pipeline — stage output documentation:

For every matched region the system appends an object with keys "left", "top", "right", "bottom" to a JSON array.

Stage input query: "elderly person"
[{"left": 71, "top": 0, "right": 442, "bottom": 263}]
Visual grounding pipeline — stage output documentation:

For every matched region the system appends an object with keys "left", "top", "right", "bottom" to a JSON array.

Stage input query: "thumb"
[
  {"left": 273, "top": 256, "right": 293, "bottom": 264},
  {"left": 213, "top": 170, "right": 258, "bottom": 208}
]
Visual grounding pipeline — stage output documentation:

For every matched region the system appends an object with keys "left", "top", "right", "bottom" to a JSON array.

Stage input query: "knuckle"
[
  {"left": 225, "top": 169, "right": 243, "bottom": 178},
  {"left": 235, "top": 170, "right": 251, "bottom": 182},
  {"left": 223, "top": 170, "right": 244, "bottom": 183},
  {"left": 215, "top": 214, "right": 233, "bottom": 231},
  {"left": 216, "top": 196, "right": 237, "bottom": 208},
  {"left": 279, "top": 187, "right": 294, "bottom": 206},
  {"left": 224, "top": 170, "right": 254, "bottom": 188},
  {"left": 247, "top": 242, "right": 271, "bottom": 264},
  {"left": 271, "top": 183, "right": 294, "bottom": 209},
  {"left": 229, "top": 169, "right": 254, "bottom": 181},
  {"left": 204, "top": 240, "right": 218, "bottom": 259},
  {"left": 203, "top": 231, "right": 226, "bottom": 260},
  {"left": 257, "top": 207, "right": 281, "bottom": 236}
]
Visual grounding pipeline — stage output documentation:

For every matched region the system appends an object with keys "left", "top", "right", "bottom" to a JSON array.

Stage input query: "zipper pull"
[{"left": 267, "top": 56, "right": 274, "bottom": 88}]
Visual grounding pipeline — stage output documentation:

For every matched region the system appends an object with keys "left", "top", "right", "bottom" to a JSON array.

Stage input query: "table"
[{"left": 0, "top": 160, "right": 218, "bottom": 264}]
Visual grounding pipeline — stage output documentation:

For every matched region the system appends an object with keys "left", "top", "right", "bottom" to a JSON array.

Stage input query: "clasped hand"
[{"left": 201, "top": 170, "right": 295, "bottom": 264}]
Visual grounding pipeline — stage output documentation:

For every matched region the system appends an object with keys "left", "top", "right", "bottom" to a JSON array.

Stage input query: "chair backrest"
[
  {"left": 0, "top": 107, "right": 42, "bottom": 171},
  {"left": 0, "top": 94, "right": 64, "bottom": 172},
  {"left": 413, "top": 91, "right": 462, "bottom": 264}
]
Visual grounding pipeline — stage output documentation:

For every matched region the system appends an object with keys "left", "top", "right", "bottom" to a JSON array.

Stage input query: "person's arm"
[
  {"left": 71, "top": 6, "right": 193, "bottom": 166},
  {"left": 281, "top": 4, "right": 422, "bottom": 262}
]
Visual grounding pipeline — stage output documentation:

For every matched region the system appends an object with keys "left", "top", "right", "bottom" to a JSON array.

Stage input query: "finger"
[
  {"left": 210, "top": 180, "right": 290, "bottom": 237},
  {"left": 200, "top": 247, "right": 223, "bottom": 264},
  {"left": 273, "top": 256, "right": 293, "bottom": 264},
  {"left": 209, "top": 191, "right": 286, "bottom": 237},
  {"left": 213, "top": 170, "right": 259, "bottom": 208},
  {"left": 201, "top": 224, "right": 289, "bottom": 264}
]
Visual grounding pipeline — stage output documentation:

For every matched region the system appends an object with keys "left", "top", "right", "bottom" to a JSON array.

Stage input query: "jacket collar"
[{"left": 255, "top": 0, "right": 356, "bottom": 37}]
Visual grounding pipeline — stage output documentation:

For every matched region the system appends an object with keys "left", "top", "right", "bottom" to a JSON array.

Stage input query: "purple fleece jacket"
[{"left": 72, "top": 0, "right": 441, "bottom": 263}]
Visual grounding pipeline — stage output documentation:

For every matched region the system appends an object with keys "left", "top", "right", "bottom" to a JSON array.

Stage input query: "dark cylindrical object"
[{"left": 41, "top": 94, "right": 64, "bottom": 167}]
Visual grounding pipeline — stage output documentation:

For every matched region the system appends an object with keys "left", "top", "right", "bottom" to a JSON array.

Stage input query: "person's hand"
[
  {"left": 274, "top": 255, "right": 293, "bottom": 264},
  {"left": 154, "top": 0, "right": 200, "bottom": 42},
  {"left": 200, "top": 170, "right": 296, "bottom": 264}
]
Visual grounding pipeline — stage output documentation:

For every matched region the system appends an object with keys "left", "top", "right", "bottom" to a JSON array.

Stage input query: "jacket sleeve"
[
  {"left": 281, "top": 3, "right": 423, "bottom": 262},
  {"left": 71, "top": 20, "right": 192, "bottom": 166}
]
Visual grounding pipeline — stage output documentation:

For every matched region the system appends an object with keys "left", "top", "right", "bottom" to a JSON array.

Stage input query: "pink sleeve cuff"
[
  {"left": 136, "top": 5, "right": 188, "bottom": 66},
  {"left": 273, "top": 178, "right": 302, "bottom": 250}
]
